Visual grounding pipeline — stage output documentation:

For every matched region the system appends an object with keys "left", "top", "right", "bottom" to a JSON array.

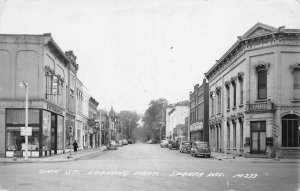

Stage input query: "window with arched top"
[
  {"left": 282, "top": 114, "right": 300, "bottom": 147},
  {"left": 291, "top": 64, "right": 300, "bottom": 100},
  {"left": 256, "top": 64, "right": 268, "bottom": 100}
]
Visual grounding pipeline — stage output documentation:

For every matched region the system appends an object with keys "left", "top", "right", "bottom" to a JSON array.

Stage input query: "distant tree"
[
  {"left": 118, "top": 110, "right": 140, "bottom": 140},
  {"left": 143, "top": 98, "right": 168, "bottom": 141}
]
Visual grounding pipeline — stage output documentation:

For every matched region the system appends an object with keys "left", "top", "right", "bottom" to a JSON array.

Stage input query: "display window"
[
  {"left": 6, "top": 127, "right": 40, "bottom": 151},
  {"left": 43, "top": 111, "right": 51, "bottom": 151}
]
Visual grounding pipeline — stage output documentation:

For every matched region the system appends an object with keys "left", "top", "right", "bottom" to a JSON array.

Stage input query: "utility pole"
[{"left": 19, "top": 81, "right": 29, "bottom": 161}]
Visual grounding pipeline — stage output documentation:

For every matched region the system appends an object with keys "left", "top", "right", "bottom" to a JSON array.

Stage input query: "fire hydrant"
[{"left": 13, "top": 152, "right": 17, "bottom": 161}]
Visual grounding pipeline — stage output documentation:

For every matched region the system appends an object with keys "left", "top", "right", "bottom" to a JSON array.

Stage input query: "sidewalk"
[
  {"left": 0, "top": 146, "right": 107, "bottom": 164},
  {"left": 211, "top": 151, "right": 300, "bottom": 163}
]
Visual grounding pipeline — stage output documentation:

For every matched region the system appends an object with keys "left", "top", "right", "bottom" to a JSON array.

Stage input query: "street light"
[{"left": 19, "top": 81, "right": 29, "bottom": 161}]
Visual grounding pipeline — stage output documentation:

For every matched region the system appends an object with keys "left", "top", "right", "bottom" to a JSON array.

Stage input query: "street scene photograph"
[{"left": 0, "top": 0, "right": 299, "bottom": 190}]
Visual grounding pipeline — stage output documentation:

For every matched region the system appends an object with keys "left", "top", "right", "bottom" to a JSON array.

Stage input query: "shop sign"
[
  {"left": 20, "top": 127, "right": 32, "bottom": 136},
  {"left": 52, "top": 76, "right": 58, "bottom": 95},
  {"left": 266, "top": 137, "right": 273, "bottom": 146},
  {"left": 245, "top": 137, "right": 250, "bottom": 146},
  {"left": 47, "top": 103, "right": 64, "bottom": 115},
  {"left": 190, "top": 122, "right": 203, "bottom": 132}
]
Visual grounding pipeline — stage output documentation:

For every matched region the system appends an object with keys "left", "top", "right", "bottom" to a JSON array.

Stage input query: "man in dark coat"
[{"left": 73, "top": 140, "right": 78, "bottom": 155}]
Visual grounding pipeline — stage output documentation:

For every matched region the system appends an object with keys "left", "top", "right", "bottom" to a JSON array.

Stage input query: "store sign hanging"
[{"left": 52, "top": 76, "right": 58, "bottom": 95}]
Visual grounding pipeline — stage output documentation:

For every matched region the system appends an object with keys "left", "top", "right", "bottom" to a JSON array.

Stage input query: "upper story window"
[
  {"left": 291, "top": 64, "right": 300, "bottom": 100},
  {"left": 237, "top": 72, "right": 244, "bottom": 105},
  {"left": 225, "top": 81, "right": 230, "bottom": 110},
  {"left": 256, "top": 62, "right": 270, "bottom": 100},
  {"left": 210, "top": 91, "right": 215, "bottom": 116},
  {"left": 216, "top": 86, "right": 221, "bottom": 114},
  {"left": 231, "top": 77, "right": 237, "bottom": 108}
]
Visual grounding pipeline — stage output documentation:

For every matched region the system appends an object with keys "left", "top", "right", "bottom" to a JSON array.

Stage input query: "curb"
[
  {"left": 213, "top": 156, "right": 300, "bottom": 164},
  {"left": 0, "top": 149, "right": 105, "bottom": 164}
]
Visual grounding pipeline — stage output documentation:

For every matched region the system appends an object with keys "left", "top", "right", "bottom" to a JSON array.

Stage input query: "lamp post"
[{"left": 19, "top": 81, "right": 29, "bottom": 161}]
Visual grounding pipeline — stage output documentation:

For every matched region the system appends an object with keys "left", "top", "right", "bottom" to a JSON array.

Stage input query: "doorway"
[{"left": 250, "top": 121, "right": 266, "bottom": 154}]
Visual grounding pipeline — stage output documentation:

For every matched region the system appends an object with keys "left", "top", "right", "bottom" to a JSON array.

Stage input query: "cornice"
[{"left": 205, "top": 28, "right": 300, "bottom": 81}]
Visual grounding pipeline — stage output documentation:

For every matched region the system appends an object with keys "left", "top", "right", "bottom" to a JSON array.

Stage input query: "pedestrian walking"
[{"left": 73, "top": 140, "right": 78, "bottom": 155}]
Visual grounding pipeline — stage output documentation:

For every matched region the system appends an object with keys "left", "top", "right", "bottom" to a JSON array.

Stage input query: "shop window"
[
  {"left": 6, "top": 127, "right": 40, "bottom": 151},
  {"left": 57, "top": 115, "right": 64, "bottom": 150},
  {"left": 43, "top": 111, "right": 51, "bottom": 151},
  {"left": 282, "top": 114, "right": 300, "bottom": 147}
]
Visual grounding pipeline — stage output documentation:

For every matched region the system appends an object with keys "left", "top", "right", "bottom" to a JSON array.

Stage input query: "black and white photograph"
[{"left": 0, "top": 0, "right": 300, "bottom": 190}]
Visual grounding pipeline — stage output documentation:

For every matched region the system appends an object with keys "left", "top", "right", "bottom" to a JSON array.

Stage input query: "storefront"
[
  {"left": 189, "top": 122, "right": 203, "bottom": 142},
  {"left": 5, "top": 108, "right": 64, "bottom": 158}
]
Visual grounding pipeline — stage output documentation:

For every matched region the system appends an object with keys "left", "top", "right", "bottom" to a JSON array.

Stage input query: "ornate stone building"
[{"left": 205, "top": 23, "right": 300, "bottom": 158}]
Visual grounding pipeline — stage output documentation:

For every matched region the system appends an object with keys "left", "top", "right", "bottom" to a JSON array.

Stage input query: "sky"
[{"left": 0, "top": 0, "right": 300, "bottom": 114}]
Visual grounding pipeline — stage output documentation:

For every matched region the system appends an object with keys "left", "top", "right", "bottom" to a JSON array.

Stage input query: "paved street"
[{"left": 0, "top": 143, "right": 299, "bottom": 191}]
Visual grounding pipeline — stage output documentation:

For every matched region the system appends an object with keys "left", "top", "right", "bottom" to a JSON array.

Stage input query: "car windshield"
[{"left": 196, "top": 143, "right": 208, "bottom": 147}]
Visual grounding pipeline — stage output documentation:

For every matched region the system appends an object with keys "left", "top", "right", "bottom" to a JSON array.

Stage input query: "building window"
[
  {"left": 233, "top": 82, "right": 236, "bottom": 107},
  {"left": 210, "top": 91, "right": 215, "bottom": 116},
  {"left": 233, "top": 120, "right": 236, "bottom": 148},
  {"left": 240, "top": 80, "right": 244, "bottom": 105},
  {"left": 293, "top": 69, "right": 300, "bottom": 100},
  {"left": 256, "top": 64, "right": 268, "bottom": 100},
  {"left": 226, "top": 86, "right": 230, "bottom": 110},
  {"left": 6, "top": 109, "right": 40, "bottom": 154},
  {"left": 282, "top": 114, "right": 300, "bottom": 147},
  {"left": 211, "top": 96, "right": 215, "bottom": 116},
  {"left": 227, "top": 122, "right": 230, "bottom": 148},
  {"left": 239, "top": 118, "right": 243, "bottom": 148},
  {"left": 216, "top": 87, "right": 221, "bottom": 114}
]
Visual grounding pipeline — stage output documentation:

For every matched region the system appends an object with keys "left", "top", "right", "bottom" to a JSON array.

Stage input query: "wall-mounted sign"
[
  {"left": 190, "top": 122, "right": 203, "bottom": 132},
  {"left": 266, "top": 137, "right": 273, "bottom": 145},
  {"left": 20, "top": 127, "right": 32, "bottom": 136}
]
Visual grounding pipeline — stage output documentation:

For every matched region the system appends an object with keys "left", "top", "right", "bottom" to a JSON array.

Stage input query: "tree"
[
  {"left": 118, "top": 110, "right": 140, "bottom": 140},
  {"left": 143, "top": 98, "right": 168, "bottom": 141}
]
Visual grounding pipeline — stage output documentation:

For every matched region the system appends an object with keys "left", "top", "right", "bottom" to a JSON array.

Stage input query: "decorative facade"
[{"left": 205, "top": 23, "right": 300, "bottom": 158}]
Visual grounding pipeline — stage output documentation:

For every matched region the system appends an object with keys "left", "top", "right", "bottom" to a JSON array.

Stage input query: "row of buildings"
[
  {"left": 0, "top": 33, "right": 108, "bottom": 158},
  {"left": 167, "top": 23, "right": 300, "bottom": 159}
]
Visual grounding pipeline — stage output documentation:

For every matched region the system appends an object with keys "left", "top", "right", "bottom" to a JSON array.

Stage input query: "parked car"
[
  {"left": 123, "top": 139, "right": 128, "bottom": 145},
  {"left": 160, "top": 140, "right": 169, "bottom": 148},
  {"left": 179, "top": 141, "right": 191, "bottom": 153},
  {"left": 127, "top": 139, "right": 133, "bottom": 144},
  {"left": 168, "top": 140, "right": 179, "bottom": 150},
  {"left": 107, "top": 140, "right": 118, "bottom": 150},
  {"left": 117, "top": 140, "right": 123, "bottom": 147},
  {"left": 190, "top": 141, "right": 211, "bottom": 157}
]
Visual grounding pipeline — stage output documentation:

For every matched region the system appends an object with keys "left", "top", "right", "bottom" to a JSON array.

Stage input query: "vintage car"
[
  {"left": 107, "top": 140, "right": 118, "bottom": 150},
  {"left": 117, "top": 140, "right": 123, "bottom": 147},
  {"left": 168, "top": 140, "right": 179, "bottom": 150},
  {"left": 179, "top": 141, "right": 191, "bottom": 153},
  {"left": 122, "top": 139, "right": 128, "bottom": 145},
  {"left": 160, "top": 140, "right": 169, "bottom": 148},
  {"left": 190, "top": 141, "right": 211, "bottom": 157}
]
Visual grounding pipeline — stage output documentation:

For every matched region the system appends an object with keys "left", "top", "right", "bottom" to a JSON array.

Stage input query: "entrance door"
[{"left": 250, "top": 121, "right": 266, "bottom": 154}]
